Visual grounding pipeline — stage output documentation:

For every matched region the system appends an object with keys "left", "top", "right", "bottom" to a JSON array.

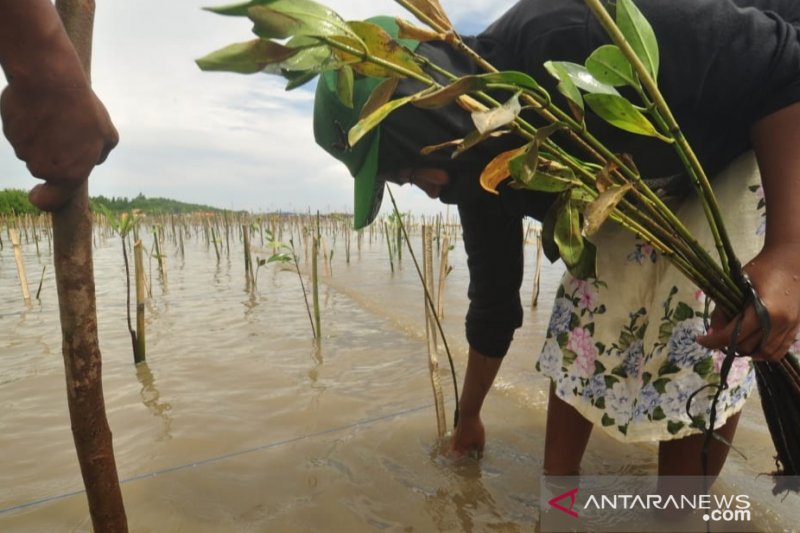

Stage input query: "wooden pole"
[
  {"left": 52, "top": 1, "right": 128, "bottom": 529},
  {"left": 133, "top": 239, "right": 146, "bottom": 363},
  {"left": 312, "top": 213, "right": 321, "bottom": 341},
  {"left": 436, "top": 234, "right": 450, "bottom": 320},
  {"left": 531, "top": 228, "right": 543, "bottom": 308},
  {"left": 423, "top": 225, "right": 446, "bottom": 437},
  {"left": 10, "top": 228, "right": 31, "bottom": 305},
  {"left": 243, "top": 224, "right": 254, "bottom": 288}
]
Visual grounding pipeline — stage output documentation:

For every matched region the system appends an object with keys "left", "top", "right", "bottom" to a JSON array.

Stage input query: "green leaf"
[
  {"left": 616, "top": 0, "right": 659, "bottom": 79},
  {"left": 244, "top": 1, "right": 362, "bottom": 47},
  {"left": 334, "top": 20, "right": 425, "bottom": 78},
  {"left": 546, "top": 61, "right": 619, "bottom": 96},
  {"left": 586, "top": 45, "right": 636, "bottom": 87},
  {"left": 541, "top": 203, "right": 562, "bottom": 264},
  {"left": 267, "top": 253, "right": 293, "bottom": 263},
  {"left": 584, "top": 93, "right": 667, "bottom": 139},
  {"left": 567, "top": 239, "right": 597, "bottom": 280},
  {"left": 511, "top": 158, "right": 578, "bottom": 193},
  {"left": 335, "top": 65, "right": 354, "bottom": 108},
  {"left": 544, "top": 61, "right": 584, "bottom": 121},
  {"left": 195, "top": 39, "right": 299, "bottom": 74},
  {"left": 554, "top": 196, "right": 583, "bottom": 267},
  {"left": 652, "top": 406, "right": 666, "bottom": 420},
  {"left": 283, "top": 69, "right": 318, "bottom": 90},
  {"left": 601, "top": 413, "right": 615, "bottom": 427},
  {"left": 348, "top": 95, "right": 414, "bottom": 147}
]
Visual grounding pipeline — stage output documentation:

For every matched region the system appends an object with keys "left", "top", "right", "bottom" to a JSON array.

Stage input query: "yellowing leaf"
[
  {"left": 348, "top": 95, "right": 414, "bottom": 147},
  {"left": 583, "top": 184, "right": 631, "bottom": 236},
  {"left": 479, "top": 147, "right": 525, "bottom": 195},
  {"left": 335, "top": 65, "right": 354, "bottom": 108},
  {"left": 330, "top": 20, "right": 425, "bottom": 78},
  {"left": 403, "top": 0, "right": 453, "bottom": 32},
  {"left": 360, "top": 78, "right": 399, "bottom": 118},
  {"left": 413, "top": 76, "right": 482, "bottom": 109},
  {"left": 196, "top": 39, "right": 299, "bottom": 74},
  {"left": 395, "top": 17, "right": 444, "bottom": 41},
  {"left": 456, "top": 94, "right": 485, "bottom": 113}
]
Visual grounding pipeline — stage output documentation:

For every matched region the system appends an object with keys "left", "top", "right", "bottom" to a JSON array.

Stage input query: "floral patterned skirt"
[{"left": 535, "top": 151, "right": 790, "bottom": 443}]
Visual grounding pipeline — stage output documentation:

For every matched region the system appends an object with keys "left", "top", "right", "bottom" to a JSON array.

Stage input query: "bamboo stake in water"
[
  {"left": 384, "top": 220, "right": 395, "bottom": 273},
  {"left": 243, "top": 224, "right": 255, "bottom": 288},
  {"left": 436, "top": 234, "right": 450, "bottom": 320},
  {"left": 423, "top": 225, "right": 447, "bottom": 437},
  {"left": 423, "top": 225, "right": 438, "bottom": 350},
  {"left": 210, "top": 226, "right": 220, "bottom": 262},
  {"left": 312, "top": 213, "right": 322, "bottom": 341},
  {"left": 10, "top": 228, "right": 31, "bottom": 305},
  {"left": 152, "top": 226, "right": 167, "bottom": 288},
  {"left": 133, "top": 239, "right": 146, "bottom": 364},
  {"left": 531, "top": 228, "right": 543, "bottom": 308}
]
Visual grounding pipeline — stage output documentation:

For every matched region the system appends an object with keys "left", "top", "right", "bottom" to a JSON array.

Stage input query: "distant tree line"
[
  {"left": 0, "top": 189, "right": 224, "bottom": 216},
  {"left": 90, "top": 193, "right": 224, "bottom": 214},
  {"left": 0, "top": 189, "right": 38, "bottom": 215}
]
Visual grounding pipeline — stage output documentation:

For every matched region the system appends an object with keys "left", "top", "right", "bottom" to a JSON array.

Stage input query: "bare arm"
[
  {"left": 698, "top": 101, "right": 800, "bottom": 361},
  {"left": 0, "top": 0, "right": 117, "bottom": 211},
  {"left": 450, "top": 347, "right": 503, "bottom": 457}
]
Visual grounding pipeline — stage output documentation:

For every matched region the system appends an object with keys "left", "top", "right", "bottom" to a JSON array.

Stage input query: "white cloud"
[{"left": 1, "top": 0, "right": 518, "bottom": 218}]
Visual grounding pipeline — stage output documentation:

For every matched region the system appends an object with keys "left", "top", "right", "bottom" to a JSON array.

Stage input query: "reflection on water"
[
  {"left": 0, "top": 224, "right": 798, "bottom": 532},
  {"left": 135, "top": 362, "right": 173, "bottom": 441}
]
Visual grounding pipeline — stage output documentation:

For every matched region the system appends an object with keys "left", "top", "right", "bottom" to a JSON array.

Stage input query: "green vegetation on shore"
[{"left": 0, "top": 189, "right": 225, "bottom": 216}]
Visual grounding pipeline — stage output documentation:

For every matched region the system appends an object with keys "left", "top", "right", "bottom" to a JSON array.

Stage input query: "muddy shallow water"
[{"left": 1, "top": 220, "right": 798, "bottom": 532}]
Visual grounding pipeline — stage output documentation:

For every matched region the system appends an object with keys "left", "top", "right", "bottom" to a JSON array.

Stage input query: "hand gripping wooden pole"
[{"left": 53, "top": 1, "right": 128, "bottom": 530}]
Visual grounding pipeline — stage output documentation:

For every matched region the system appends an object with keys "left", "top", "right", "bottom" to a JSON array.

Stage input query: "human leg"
[
  {"left": 657, "top": 411, "right": 741, "bottom": 477},
  {"left": 543, "top": 382, "right": 594, "bottom": 475}
]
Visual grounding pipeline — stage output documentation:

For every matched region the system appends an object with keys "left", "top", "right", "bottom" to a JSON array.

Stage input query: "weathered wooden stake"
[
  {"left": 10, "top": 228, "right": 31, "bottom": 305},
  {"left": 436, "top": 234, "right": 450, "bottom": 320},
  {"left": 243, "top": 224, "right": 255, "bottom": 288},
  {"left": 133, "top": 239, "right": 146, "bottom": 363},
  {"left": 312, "top": 213, "right": 321, "bottom": 341},
  {"left": 531, "top": 228, "right": 543, "bottom": 308},
  {"left": 52, "top": 2, "right": 127, "bottom": 529},
  {"left": 423, "top": 225, "right": 447, "bottom": 437}
]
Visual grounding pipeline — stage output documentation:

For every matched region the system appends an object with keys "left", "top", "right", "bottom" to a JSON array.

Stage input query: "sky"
[{"left": 1, "top": 0, "right": 519, "bottom": 216}]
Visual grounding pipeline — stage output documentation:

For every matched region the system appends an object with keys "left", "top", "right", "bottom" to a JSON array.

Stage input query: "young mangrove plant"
[
  {"left": 100, "top": 206, "right": 145, "bottom": 364},
  {"left": 263, "top": 229, "right": 318, "bottom": 339}
]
